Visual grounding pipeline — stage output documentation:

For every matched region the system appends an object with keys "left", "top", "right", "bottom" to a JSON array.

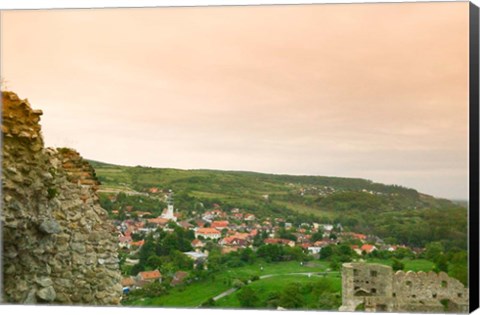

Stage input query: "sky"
[{"left": 1, "top": 1, "right": 470, "bottom": 200}]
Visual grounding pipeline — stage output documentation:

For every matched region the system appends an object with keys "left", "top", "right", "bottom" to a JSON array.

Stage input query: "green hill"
[{"left": 89, "top": 160, "right": 467, "bottom": 250}]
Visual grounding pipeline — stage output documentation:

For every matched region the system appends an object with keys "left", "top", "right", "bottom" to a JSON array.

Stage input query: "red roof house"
[{"left": 360, "top": 244, "right": 377, "bottom": 254}]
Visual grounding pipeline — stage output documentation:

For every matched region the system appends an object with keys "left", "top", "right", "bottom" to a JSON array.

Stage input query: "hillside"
[{"left": 89, "top": 160, "right": 467, "bottom": 250}]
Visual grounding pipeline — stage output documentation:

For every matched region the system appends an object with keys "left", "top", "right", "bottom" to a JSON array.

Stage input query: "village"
[{"left": 107, "top": 190, "right": 420, "bottom": 297}]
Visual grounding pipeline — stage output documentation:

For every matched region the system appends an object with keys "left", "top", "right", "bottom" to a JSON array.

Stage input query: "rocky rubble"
[{"left": 1, "top": 91, "right": 122, "bottom": 305}]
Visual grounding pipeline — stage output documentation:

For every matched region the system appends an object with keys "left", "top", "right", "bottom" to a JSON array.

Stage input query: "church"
[{"left": 160, "top": 190, "right": 177, "bottom": 222}]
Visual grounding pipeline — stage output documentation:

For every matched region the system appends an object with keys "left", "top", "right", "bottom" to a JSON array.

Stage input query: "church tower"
[{"left": 162, "top": 190, "right": 176, "bottom": 221}]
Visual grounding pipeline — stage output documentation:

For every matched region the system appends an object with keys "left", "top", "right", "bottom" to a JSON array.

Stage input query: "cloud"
[{"left": 2, "top": 2, "right": 469, "bottom": 199}]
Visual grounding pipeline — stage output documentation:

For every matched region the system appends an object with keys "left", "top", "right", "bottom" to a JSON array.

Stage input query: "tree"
[
  {"left": 257, "top": 244, "right": 284, "bottom": 262},
  {"left": 449, "top": 250, "right": 468, "bottom": 286},
  {"left": 266, "top": 292, "right": 280, "bottom": 308},
  {"left": 392, "top": 258, "right": 404, "bottom": 271},
  {"left": 279, "top": 283, "right": 305, "bottom": 308},
  {"left": 310, "top": 228, "right": 325, "bottom": 242},
  {"left": 384, "top": 237, "right": 397, "bottom": 245},
  {"left": 141, "top": 281, "right": 166, "bottom": 298},
  {"left": 138, "top": 235, "right": 156, "bottom": 268},
  {"left": 278, "top": 228, "right": 297, "bottom": 241},
  {"left": 238, "top": 287, "right": 259, "bottom": 308},
  {"left": 425, "top": 242, "right": 444, "bottom": 261},
  {"left": 207, "top": 248, "right": 223, "bottom": 272},
  {"left": 317, "top": 293, "right": 341, "bottom": 310},
  {"left": 201, "top": 298, "right": 216, "bottom": 307},
  {"left": 319, "top": 245, "right": 334, "bottom": 260},
  {"left": 170, "top": 250, "right": 194, "bottom": 271},
  {"left": 392, "top": 247, "right": 414, "bottom": 260},
  {"left": 337, "top": 244, "right": 354, "bottom": 257},
  {"left": 130, "top": 263, "right": 143, "bottom": 276},
  {"left": 284, "top": 246, "right": 307, "bottom": 262},
  {"left": 131, "top": 232, "right": 143, "bottom": 241},
  {"left": 240, "top": 248, "right": 256, "bottom": 264},
  {"left": 329, "top": 258, "right": 341, "bottom": 271},
  {"left": 434, "top": 254, "right": 449, "bottom": 273}
]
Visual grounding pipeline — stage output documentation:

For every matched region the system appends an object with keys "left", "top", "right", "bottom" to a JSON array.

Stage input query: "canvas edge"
[{"left": 469, "top": 1, "right": 479, "bottom": 313}]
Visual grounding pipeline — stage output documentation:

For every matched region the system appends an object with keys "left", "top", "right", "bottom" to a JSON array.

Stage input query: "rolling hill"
[{"left": 88, "top": 160, "right": 467, "bottom": 250}]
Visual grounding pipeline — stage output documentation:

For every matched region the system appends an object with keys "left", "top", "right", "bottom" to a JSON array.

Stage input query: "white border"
[
  {"left": 0, "top": 0, "right": 470, "bottom": 10},
  {"left": 0, "top": 1, "right": 478, "bottom": 315}
]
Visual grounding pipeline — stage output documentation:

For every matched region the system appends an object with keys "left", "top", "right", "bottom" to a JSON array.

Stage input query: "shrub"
[
  {"left": 47, "top": 187, "right": 58, "bottom": 200},
  {"left": 238, "top": 287, "right": 258, "bottom": 307},
  {"left": 232, "top": 279, "right": 245, "bottom": 288},
  {"left": 392, "top": 259, "right": 404, "bottom": 271},
  {"left": 201, "top": 298, "right": 216, "bottom": 307}
]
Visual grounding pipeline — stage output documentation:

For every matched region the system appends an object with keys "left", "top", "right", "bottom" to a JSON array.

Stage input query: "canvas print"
[{"left": 0, "top": 1, "right": 474, "bottom": 313}]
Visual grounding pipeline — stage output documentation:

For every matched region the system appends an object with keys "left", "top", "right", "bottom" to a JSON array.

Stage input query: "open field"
[
  {"left": 214, "top": 274, "right": 342, "bottom": 309},
  {"left": 125, "top": 260, "right": 332, "bottom": 307},
  {"left": 124, "top": 258, "right": 439, "bottom": 308},
  {"left": 366, "top": 258, "right": 434, "bottom": 272}
]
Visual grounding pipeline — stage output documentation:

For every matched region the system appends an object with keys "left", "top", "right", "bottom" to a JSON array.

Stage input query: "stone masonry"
[
  {"left": 1, "top": 91, "right": 122, "bottom": 304},
  {"left": 339, "top": 262, "right": 469, "bottom": 313}
]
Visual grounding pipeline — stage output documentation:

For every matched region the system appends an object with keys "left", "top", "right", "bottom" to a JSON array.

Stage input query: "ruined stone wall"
[
  {"left": 392, "top": 270, "right": 469, "bottom": 313},
  {"left": 340, "top": 262, "right": 469, "bottom": 313},
  {"left": 340, "top": 262, "right": 393, "bottom": 312},
  {"left": 1, "top": 91, "right": 122, "bottom": 304}
]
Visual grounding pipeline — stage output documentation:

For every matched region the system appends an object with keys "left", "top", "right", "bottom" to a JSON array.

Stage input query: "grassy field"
[
  {"left": 135, "top": 277, "right": 231, "bottom": 307},
  {"left": 90, "top": 159, "right": 453, "bottom": 220},
  {"left": 125, "top": 260, "right": 332, "bottom": 307},
  {"left": 274, "top": 200, "right": 335, "bottom": 219},
  {"left": 224, "top": 260, "right": 330, "bottom": 278},
  {"left": 214, "top": 274, "right": 342, "bottom": 309},
  {"left": 365, "top": 258, "right": 434, "bottom": 272},
  {"left": 124, "top": 258, "right": 437, "bottom": 308}
]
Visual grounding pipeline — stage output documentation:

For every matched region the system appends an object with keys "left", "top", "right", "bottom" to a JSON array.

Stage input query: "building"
[
  {"left": 191, "top": 239, "right": 205, "bottom": 250},
  {"left": 203, "top": 209, "right": 226, "bottom": 221},
  {"left": 339, "top": 263, "right": 468, "bottom": 313},
  {"left": 360, "top": 244, "right": 377, "bottom": 254},
  {"left": 118, "top": 234, "right": 132, "bottom": 248},
  {"left": 121, "top": 277, "right": 136, "bottom": 293},
  {"left": 171, "top": 271, "right": 189, "bottom": 287},
  {"left": 178, "top": 221, "right": 194, "bottom": 230},
  {"left": 135, "top": 270, "right": 162, "bottom": 287},
  {"left": 307, "top": 246, "right": 322, "bottom": 255},
  {"left": 220, "top": 236, "right": 248, "bottom": 247},
  {"left": 183, "top": 251, "right": 208, "bottom": 268},
  {"left": 211, "top": 220, "right": 229, "bottom": 230},
  {"left": 147, "top": 217, "right": 169, "bottom": 227},
  {"left": 264, "top": 238, "right": 295, "bottom": 247},
  {"left": 195, "top": 227, "right": 221, "bottom": 240},
  {"left": 160, "top": 190, "right": 177, "bottom": 221},
  {"left": 121, "top": 277, "right": 135, "bottom": 288},
  {"left": 130, "top": 240, "right": 145, "bottom": 247}
]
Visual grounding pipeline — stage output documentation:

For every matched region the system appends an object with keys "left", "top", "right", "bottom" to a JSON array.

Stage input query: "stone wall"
[
  {"left": 339, "top": 262, "right": 469, "bottom": 313},
  {"left": 392, "top": 270, "right": 468, "bottom": 313},
  {"left": 340, "top": 262, "right": 393, "bottom": 312},
  {"left": 1, "top": 91, "right": 122, "bottom": 304}
]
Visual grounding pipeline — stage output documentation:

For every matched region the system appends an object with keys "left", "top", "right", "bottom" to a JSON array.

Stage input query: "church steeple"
[{"left": 162, "top": 189, "right": 176, "bottom": 221}]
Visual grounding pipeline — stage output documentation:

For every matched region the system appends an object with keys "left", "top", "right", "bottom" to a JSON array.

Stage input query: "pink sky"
[{"left": 1, "top": 2, "right": 470, "bottom": 199}]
